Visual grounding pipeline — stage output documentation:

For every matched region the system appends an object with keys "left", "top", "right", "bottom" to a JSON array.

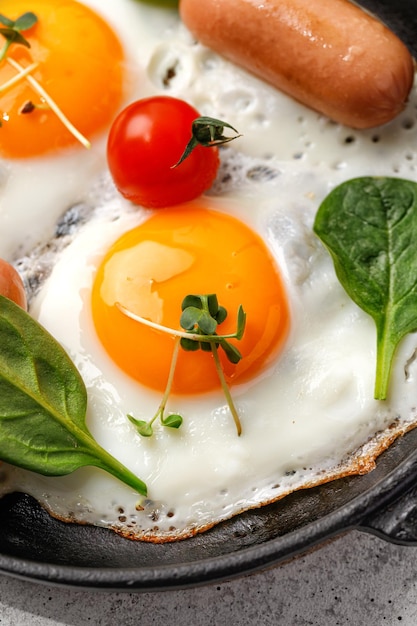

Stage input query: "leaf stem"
[
  {"left": 375, "top": 318, "right": 396, "bottom": 400},
  {"left": 89, "top": 441, "right": 148, "bottom": 496},
  {"left": 211, "top": 343, "right": 242, "bottom": 436}
]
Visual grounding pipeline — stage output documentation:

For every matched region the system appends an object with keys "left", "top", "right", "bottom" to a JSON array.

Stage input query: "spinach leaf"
[
  {"left": 0, "top": 295, "right": 147, "bottom": 496},
  {"left": 313, "top": 176, "right": 417, "bottom": 400}
]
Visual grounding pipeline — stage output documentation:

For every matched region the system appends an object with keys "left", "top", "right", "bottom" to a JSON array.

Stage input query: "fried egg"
[
  {"left": 0, "top": 0, "right": 176, "bottom": 259},
  {"left": 1, "top": 0, "right": 417, "bottom": 541}
]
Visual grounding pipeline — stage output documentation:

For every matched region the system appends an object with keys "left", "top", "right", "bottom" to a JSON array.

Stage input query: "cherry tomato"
[
  {"left": 106, "top": 96, "right": 220, "bottom": 208},
  {"left": 0, "top": 259, "right": 27, "bottom": 309}
]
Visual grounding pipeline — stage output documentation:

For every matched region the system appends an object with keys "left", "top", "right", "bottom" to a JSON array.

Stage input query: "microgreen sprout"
[
  {"left": 0, "top": 61, "right": 38, "bottom": 93},
  {"left": 180, "top": 294, "right": 246, "bottom": 436},
  {"left": 172, "top": 116, "right": 242, "bottom": 168},
  {"left": 0, "top": 12, "right": 37, "bottom": 63},
  {"left": 0, "top": 12, "right": 91, "bottom": 149},
  {"left": 19, "top": 100, "right": 38, "bottom": 114},
  {"left": 118, "top": 294, "right": 246, "bottom": 437},
  {"left": 6, "top": 57, "right": 91, "bottom": 148},
  {"left": 19, "top": 99, "right": 52, "bottom": 115},
  {"left": 127, "top": 338, "right": 183, "bottom": 437}
]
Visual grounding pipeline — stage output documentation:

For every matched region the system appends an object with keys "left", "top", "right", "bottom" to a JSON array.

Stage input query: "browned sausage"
[
  {"left": 0, "top": 259, "right": 27, "bottom": 309},
  {"left": 179, "top": 0, "right": 414, "bottom": 129}
]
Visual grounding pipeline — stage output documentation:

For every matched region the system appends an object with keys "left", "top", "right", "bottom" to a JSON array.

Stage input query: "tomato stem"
[{"left": 172, "top": 116, "right": 241, "bottom": 168}]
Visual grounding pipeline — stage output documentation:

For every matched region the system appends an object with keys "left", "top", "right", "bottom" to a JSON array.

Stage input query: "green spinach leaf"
[
  {"left": 313, "top": 176, "right": 417, "bottom": 400},
  {"left": 0, "top": 295, "right": 147, "bottom": 496}
]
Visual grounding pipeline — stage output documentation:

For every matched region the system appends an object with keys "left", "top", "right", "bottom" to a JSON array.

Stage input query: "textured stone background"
[{"left": 0, "top": 529, "right": 416, "bottom": 625}]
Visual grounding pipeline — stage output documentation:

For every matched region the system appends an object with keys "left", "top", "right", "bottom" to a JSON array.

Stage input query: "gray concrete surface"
[{"left": 0, "top": 529, "right": 416, "bottom": 625}]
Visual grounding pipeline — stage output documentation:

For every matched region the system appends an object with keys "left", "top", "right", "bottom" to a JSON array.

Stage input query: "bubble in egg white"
[{"left": 2, "top": 0, "right": 417, "bottom": 540}]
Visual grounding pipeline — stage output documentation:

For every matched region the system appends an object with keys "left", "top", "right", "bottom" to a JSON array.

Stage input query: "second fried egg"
[{"left": 3, "top": 147, "right": 417, "bottom": 541}]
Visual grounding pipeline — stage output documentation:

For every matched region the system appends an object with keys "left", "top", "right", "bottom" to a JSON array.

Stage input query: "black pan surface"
[
  {"left": 1, "top": 417, "right": 417, "bottom": 590},
  {"left": 1, "top": 0, "right": 417, "bottom": 590}
]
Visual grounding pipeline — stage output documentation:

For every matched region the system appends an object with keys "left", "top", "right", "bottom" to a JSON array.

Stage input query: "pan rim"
[{"left": 1, "top": 437, "right": 416, "bottom": 591}]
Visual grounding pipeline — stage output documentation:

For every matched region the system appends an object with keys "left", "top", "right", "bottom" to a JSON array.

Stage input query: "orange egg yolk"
[
  {"left": 0, "top": 0, "right": 125, "bottom": 157},
  {"left": 92, "top": 206, "right": 290, "bottom": 395}
]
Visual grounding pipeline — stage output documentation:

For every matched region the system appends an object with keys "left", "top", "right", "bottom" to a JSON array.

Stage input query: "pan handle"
[{"left": 360, "top": 482, "right": 417, "bottom": 545}]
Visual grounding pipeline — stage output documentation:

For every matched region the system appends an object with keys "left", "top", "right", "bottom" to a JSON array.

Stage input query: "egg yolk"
[
  {"left": 92, "top": 206, "right": 290, "bottom": 395},
  {"left": 0, "top": 0, "right": 125, "bottom": 157}
]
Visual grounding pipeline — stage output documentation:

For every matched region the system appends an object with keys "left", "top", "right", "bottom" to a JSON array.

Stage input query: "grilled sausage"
[{"left": 179, "top": 0, "right": 414, "bottom": 128}]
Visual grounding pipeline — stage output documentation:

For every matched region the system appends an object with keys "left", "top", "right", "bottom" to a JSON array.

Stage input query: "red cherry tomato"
[
  {"left": 0, "top": 259, "right": 27, "bottom": 309},
  {"left": 106, "top": 96, "right": 220, "bottom": 208}
]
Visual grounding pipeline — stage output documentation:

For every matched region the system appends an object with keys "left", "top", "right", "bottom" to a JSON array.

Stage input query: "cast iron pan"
[{"left": 1, "top": 0, "right": 417, "bottom": 591}]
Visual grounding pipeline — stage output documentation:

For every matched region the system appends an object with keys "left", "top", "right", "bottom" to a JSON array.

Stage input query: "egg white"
[{"left": 1, "top": 0, "right": 417, "bottom": 540}]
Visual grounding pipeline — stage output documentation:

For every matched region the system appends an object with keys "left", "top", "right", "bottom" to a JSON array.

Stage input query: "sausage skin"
[
  {"left": 0, "top": 259, "right": 27, "bottom": 310},
  {"left": 179, "top": 0, "right": 414, "bottom": 128}
]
